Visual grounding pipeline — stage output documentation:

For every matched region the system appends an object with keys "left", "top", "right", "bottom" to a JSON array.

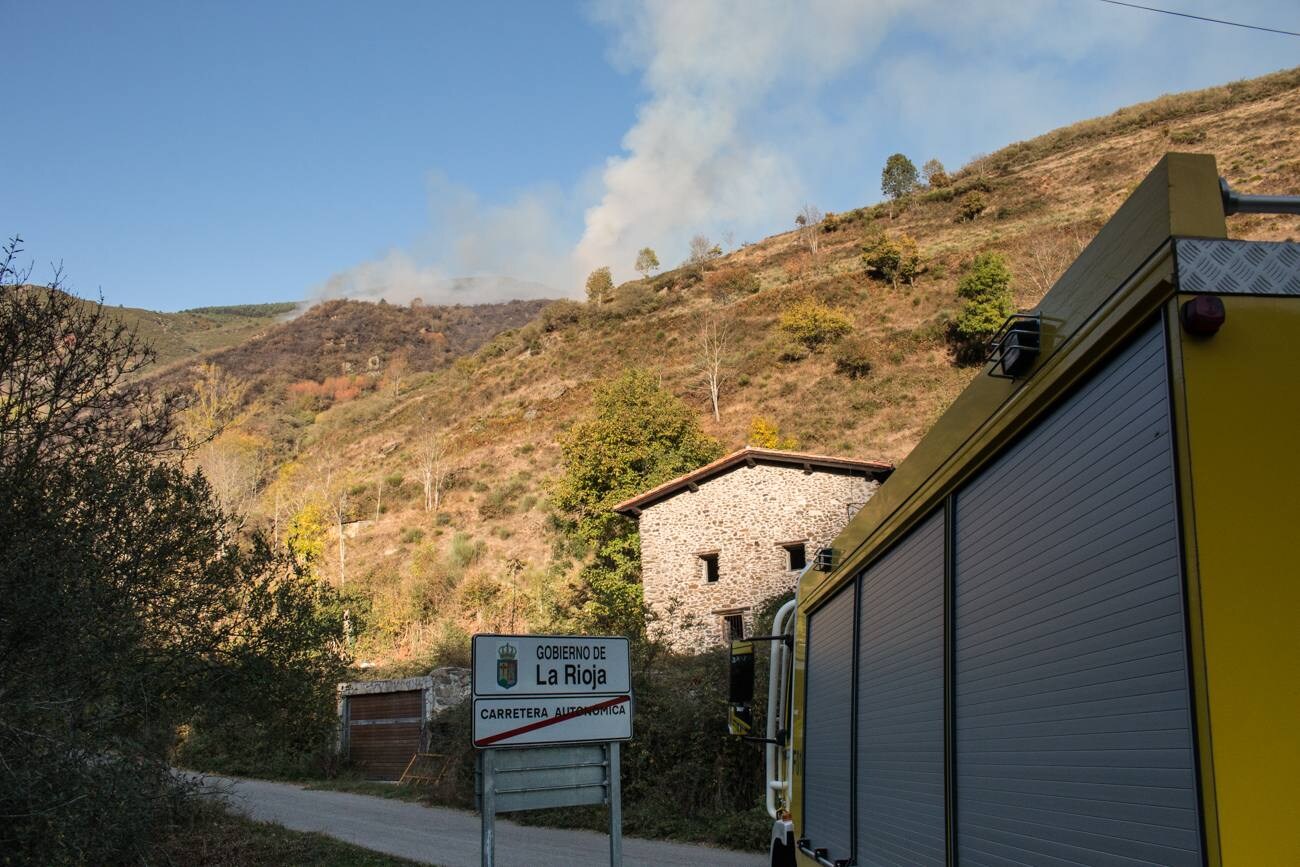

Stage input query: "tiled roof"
[{"left": 612, "top": 447, "right": 893, "bottom": 516}]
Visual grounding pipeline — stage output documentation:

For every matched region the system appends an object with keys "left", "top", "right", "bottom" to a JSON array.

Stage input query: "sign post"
[{"left": 471, "top": 634, "right": 632, "bottom": 867}]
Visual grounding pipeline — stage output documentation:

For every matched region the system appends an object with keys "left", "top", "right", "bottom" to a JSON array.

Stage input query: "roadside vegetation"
[
  {"left": 0, "top": 239, "right": 350, "bottom": 864},
  {"left": 153, "top": 799, "right": 421, "bottom": 867}
]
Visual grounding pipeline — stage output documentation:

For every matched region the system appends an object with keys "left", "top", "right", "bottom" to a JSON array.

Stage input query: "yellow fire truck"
[{"left": 732, "top": 154, "right": 1299, "bottom": 867}]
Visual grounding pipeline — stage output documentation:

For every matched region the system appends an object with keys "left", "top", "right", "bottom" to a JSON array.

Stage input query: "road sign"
[
  {"left": 472, "top": 634, "right": 631, "bottom": 697},
  {"left": 471, "top": 634, "right": 633, "bottom": 749},
  {"left": 473, "top": 634, "right": 630, "bottom": 867},
  {"left": 473, "top": 694, "right": 632, "bottom": 748}
]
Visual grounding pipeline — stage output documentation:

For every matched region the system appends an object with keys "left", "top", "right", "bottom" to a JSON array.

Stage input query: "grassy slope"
[
  {"left": 208, "top": 68, "right": 1300, "bottom": 666},
  {"left": 90, "top": 300, "right": 299, "bottom": 368}
]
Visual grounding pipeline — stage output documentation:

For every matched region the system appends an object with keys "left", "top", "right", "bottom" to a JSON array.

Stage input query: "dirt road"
[{"left": 205, "top": 774, "right": 766, "bottom": 867}]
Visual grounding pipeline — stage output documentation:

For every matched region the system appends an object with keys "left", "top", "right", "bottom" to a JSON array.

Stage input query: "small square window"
[
  {"left": 783, "top": 542, "right": 807, "bottom": 571},
  {"left": 700, "top": 552, "right": 720, "bottom": 583},
  {"left": 723, "top": 613, "right": 745, "bottom": 640}
]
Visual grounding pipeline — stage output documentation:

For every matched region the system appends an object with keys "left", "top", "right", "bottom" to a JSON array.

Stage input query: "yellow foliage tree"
[
  {"left": 748, "top": 416, "right": 799, "bottom": 450},
  {"left": 285, "top": 502, "right": 328, "bottom": 576}
]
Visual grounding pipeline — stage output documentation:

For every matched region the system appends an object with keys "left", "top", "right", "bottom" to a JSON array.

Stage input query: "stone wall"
[{"left": 638, "top": 464, "right": 878, "bottom": 651}]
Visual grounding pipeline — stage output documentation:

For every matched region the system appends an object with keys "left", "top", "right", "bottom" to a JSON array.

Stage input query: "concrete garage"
[{"left": 339, "top": 669, "right": 470, "bottom": 780}]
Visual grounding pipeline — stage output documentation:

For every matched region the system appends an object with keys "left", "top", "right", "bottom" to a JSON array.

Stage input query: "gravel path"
[{"left": 203, "top": 774, "right": 766, "bottom": 867}]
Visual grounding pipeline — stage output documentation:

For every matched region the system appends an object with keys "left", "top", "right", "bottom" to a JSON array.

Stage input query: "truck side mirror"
[{"left": 728, "top": 640, "right": 755, "bottom": 736}]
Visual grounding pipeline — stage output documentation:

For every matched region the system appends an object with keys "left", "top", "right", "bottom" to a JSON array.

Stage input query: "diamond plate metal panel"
[{"left": 1175, "top": 238, "right": 1300, "bottom": 296}]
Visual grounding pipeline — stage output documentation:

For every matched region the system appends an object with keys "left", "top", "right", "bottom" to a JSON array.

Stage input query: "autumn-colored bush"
[
  {"left": 862, "top": 232, "right": 923, "bottom": 289},
  {"left": 704, "top": 265, "right": 760, "bottom": 303},
  {"left": 778, "top": 299, "right": 854, "bottom": 352},
  {"left": 958, "top": 190, "right": 988, "bottom": 221},
  {"left": 285, "top": 374, "right": 376, "bottom": 407}
]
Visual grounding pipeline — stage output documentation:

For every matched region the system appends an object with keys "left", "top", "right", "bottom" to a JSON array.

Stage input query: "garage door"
[
  {"left": 348, "top": 690, "right": 424, "bottom": 781},
  {"left": 953, "top": 319, "right": 1202, "bottom": 865}
]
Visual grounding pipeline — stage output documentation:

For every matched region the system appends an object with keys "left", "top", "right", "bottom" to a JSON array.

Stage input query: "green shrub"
[
  {"left": 951, "top": 252, "right": 1015, "bottom": 363},
  {"left": 778, "top": 299, "right": 854, "bottom": 352},
  {"left": 400, "top": 527, "right": 424, "bottom": 545},
  {"left": 448, "top": 532, "right": 484, "bottom": 572},
  {"left": 479, "top": 475, "right": 529, "bottom": 519}
]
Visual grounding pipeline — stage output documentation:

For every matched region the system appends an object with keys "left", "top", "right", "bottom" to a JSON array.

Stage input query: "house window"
[
  {"left": 723, "top": 613, "right": 745, "bottom": 640},
  {"left": 783, "top": 542, "right": 807, "bottom": 571},
  {"left": 700, "top": 552, "right": 720, "bottom": 583}
]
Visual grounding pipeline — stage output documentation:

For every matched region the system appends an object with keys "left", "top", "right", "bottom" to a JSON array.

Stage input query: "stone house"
[{"left": 614, "top": 447, "right": 892, "bottom": 651}]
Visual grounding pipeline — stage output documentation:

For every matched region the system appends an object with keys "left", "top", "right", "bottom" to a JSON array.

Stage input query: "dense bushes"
[{"left": 0, "top": 241, "right": 349, "bottom": 864}]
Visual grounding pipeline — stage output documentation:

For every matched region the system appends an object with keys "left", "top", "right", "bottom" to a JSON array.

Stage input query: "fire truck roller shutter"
[
  {"left": 855, "top": 508, "right": 946, "bottom": 866},
  {"left": 802, "top": 582, "right": 856, "bottom": 865},
  {"left": 953, "top": 318, "right": 1201, "bottom": 865}
]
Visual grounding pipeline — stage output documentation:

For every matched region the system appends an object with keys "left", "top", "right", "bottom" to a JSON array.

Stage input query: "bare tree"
[
  {"left": 688, "top": 234, "right": 722, "bottom": 266},
  {"left": 1024, "top": 227, "right": 1089, "bottom": 295},
  {"left": 385, "top": 349, "right": 410, "bottom": 401},
  {"left": 311, "top": 454, "right": 351, "bottom": 587},
  {"left": 694, "top": 315, "right": 731, "bottom": 421},
  {"left": 796, "top": 204, "right": 823, "bottom": 259},
  {"left": 416, "top": 422, "right": 452, "bottom": 512}
]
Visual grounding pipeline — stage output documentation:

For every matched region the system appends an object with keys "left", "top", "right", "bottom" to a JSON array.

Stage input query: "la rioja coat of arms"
[{"left": 496, "top": 642, "right": 518, "bottom": 689}]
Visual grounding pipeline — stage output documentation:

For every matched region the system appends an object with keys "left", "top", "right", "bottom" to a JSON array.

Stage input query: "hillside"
[
  {"left": 168, "top": 297, "right": 551, "bottom": 389},
  {"left": 167, "top": 67, "right": 1300, "bottom": 668},
  {"left": 97, "top": 301, "right": 298, "bottom": 367}
]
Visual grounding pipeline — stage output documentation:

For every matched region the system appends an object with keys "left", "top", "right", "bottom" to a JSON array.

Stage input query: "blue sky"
[{"left": 4, "top": 0, "right": 1298, "bottom": 311}]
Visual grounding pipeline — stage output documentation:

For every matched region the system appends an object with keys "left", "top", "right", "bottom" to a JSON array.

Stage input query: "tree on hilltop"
[
  {"left": 635, "top": 247, "right": 659, "bottom": 279},
  {"left": 796, "top": 204, "right": 823, "bottom": 258},
  {"left": 585, "top": 266, "right": 614, "bottom": 304},
  {"left": 922, "top": 158, "right": 949, "bottom": 188},
  {"left": 881, "top": 153, "right": 918, "bottom": 218},
  {"left": 688, "top": 234, "right": 722, "bottom": 267}
]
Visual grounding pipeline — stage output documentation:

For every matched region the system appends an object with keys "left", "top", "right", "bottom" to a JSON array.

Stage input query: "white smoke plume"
[
  {"left": 575, "top": 0, "right": 911, "bottom": 279},
  {"left": 311, "top": 175, "right": 576, "bottom": 307},
  {"left": 313, "top": 0, "right": 1296, "bottom": 304}
]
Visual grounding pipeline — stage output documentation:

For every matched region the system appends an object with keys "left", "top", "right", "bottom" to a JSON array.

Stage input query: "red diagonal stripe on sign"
[{"left": 476, "top": 694, "right": 631, "bottom": 747}]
